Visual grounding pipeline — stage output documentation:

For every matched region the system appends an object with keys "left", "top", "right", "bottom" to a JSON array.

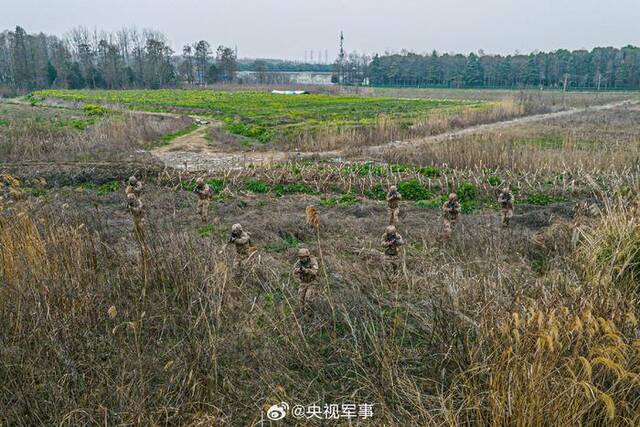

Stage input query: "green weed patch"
[
  {"left": 35, "top": 89, "right": 481, "bottom": 143},
  {"left": 398, "top": 179, "right": 433, "bottom": 201},
  {"left": 320, "top": 193, "right": 359, "bottom": 207},
  {"left": 265, "top": 234, "right": 301, "bottom": 253}
]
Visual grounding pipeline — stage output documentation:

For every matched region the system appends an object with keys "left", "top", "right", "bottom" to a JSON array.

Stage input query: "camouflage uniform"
[
  {"left": 125, "top": 176, "right": 143, "bottom": 198},
  {"left": 293, "top": 248, "right": 319, "bottom": 308},
  {"left": 381, "top": 225, "right": 405, "bottom": 258},
  {"left": 229, "top": 223, "right": 253, "bottom": 257},
  {"left": 498, "top": 188, "right": 514, "bottom": 227},
  {"left": 442, "top": 193, "right": 461, "bottom": 237},
  {"left": 381, "top": 225, "right": 404, "bottom": 275},
  {"left": 194, "top": 178, "right": 213, "bottom": 223},
  {"left": 386, "top": 185, "right": 402, "bottom": 225}
]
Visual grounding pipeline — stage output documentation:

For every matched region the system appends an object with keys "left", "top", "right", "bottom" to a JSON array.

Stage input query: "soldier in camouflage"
[
  {"left": 381, "top": 225, "right": 405, "bottom": 257},
  {"left": 386, "top": 185, "right": 402, "bottom": 225},
  {"left": 194, "top": 177, "right": 213, "bottom": 223},
  {"left": 125, "top": 176, "right": 142, "bottom": 198},
  {"left": 381, "top": 225, "right": 404, "bottom": 275},
  {"left": 498, "top": 188, "right": 514, "bottom": 227},
  {"left": 229, "top": 223, "right": 253, "bottom": 257},
  {"left": 293, "top": 248, "right": 319, "bottom": 309},
  {"left": 442, "top": 193, "right": 461, "bottom": 238}
]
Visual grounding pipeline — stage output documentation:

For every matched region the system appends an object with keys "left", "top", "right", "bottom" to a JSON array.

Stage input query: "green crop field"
[{"left": 33, "top": 89, "right": 484, "bottom": 143}]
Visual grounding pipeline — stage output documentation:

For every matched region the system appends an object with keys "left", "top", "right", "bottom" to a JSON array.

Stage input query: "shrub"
[
  {"left": 320, "top": 193, "right": 359, "bottom": 207},
  {"left": 398, "top": 179, "right": 433, "bottom": 201},
  {"left": 224, "top": 119, "right": 272, "bottom": 143},
  {"left": 96, "top": 181, "right": 120, "bottom": 195},
  {"left": 26, "top": 187, "right": 47, "bottom": 197},
  {"left": 461, "top": 200, "right": 477, "bottom": 214},
  {"left": 456, "top": 181, "right": 477, "bottom": 202},
  {"left": 364, "top": 184, "right": 386, "bottom": 201},
  {"left": 415, "top": 195, "right": 447, "bottom": 209},
  {"left": 180, "top": 180, "right": 197, "bottom": 192},
  {"left": 197, "top": 224, "right": 215, "bottom": 238},
  {"left": 487, "top": 175, "right": 502, "bottom": 187},
  {"left": 67, "top": 119, "right": 94, "bottom": 130},
  {"left": 207, "top": 179, "right": 224, "bottom": 193},
  {"left": 418, "top": 166, "right": 441, "bottom": 177},
  {"left": 389, "top": 164, "right": 411, "bottom": 173},
  {"left": 265, "top": 234, "right": 301, "bottom": 253},
  {"left": 345, "top": 163, "right": 383, "bottom": 176},
  {"left": 245, "top": 180, "right": 271, "bottom": 193},
  {"left": 83, "top": 103, "right": 109, "bottom": 116},
  {"left": 196, "top": 224, "right": 225, "bottom": 238},
  {"left": 181, "top": 178, "right": 225, "bottom": 194}
]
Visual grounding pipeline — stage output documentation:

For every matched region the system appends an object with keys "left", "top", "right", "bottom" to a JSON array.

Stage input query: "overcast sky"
[{"left": 3, "top": 0, "right": 639, "bottom": 60}]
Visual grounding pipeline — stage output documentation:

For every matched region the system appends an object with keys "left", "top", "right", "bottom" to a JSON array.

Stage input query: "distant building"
[{"left": 237, "top": 71, "right": 334, "bottom": 85}]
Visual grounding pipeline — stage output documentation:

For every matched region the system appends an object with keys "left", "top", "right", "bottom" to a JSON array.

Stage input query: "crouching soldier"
[
  {"left": 125, "top": 176, "right": 143, "bottom": 198},
  {"left": 381, "top": 225, "right": 404, "bottom": 274},
  {"left": 386, "top": 185, "right": 402, "bottom": 225},
  {"left": 442, "top": 193, "right": 461, "bottom": 238},
  {"left": 293, "top": 248, "right": 319, "bottom": 310},
  {"left": 498, "top": 187, "right": 514, "bottom": 227},
  {"left": 194, "top": 177, "right": 213, "bottom": 223},
  {"left": 229, "top": 223, "right": 255, "bottom": 264}
]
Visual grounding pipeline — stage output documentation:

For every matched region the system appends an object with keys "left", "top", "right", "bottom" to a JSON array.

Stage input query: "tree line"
[
  {"left": 363, "top": 47, "right": 640, "bottom": 89},
  {"left": 0, "top": 26, "right": 238, "bottom": 91},
  {"left": 3, "top": 25, "right": 639, "bottom": 91}
]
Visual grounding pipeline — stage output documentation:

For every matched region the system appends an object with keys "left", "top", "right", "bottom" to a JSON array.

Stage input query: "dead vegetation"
[
  {"left": 1, "top": 185, "right": 639, "bottom": 425},
  {"left": 366, "top": 86, "right": 640, "bottom": 108},
  {"left": 290, "top": 100, "right": 526, "bottom": 152},
  {"left": 377, "top": 105, "right": 640, "bottom": 174},
  {"left": 0, "top": 104, "right": 193, "bottom": 162},
  {"left": 1, "top": 93, "right": 640, "bottom": 425}
]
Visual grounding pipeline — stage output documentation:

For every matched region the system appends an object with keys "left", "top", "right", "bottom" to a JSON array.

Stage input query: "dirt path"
[
  {"left": 361, "top": 99, "right": 637, "bottom": 155},
  {"left": 151, "top": 121, "right": 295, "bottom": 170},
  {"left": 155, "top": 124, "right": 213, "bottom": 154},
  {"left": 151, "top": 99, "right": 636, "bottom": 171}
]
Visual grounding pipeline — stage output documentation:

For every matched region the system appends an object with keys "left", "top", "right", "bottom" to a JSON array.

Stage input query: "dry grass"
[
  {"left": 1, "top": 183, "right": 639, "bottom": 424},
  {"left": 446, "top": 199, "right": 640, "bottom": 425},
  {"left": 378, "top": 106, "right": 640, "bottom": 175},
  {"left": 381, "top": 133, "right": 640, "bottom": 174},
  {"left": 366, "top": 87, "right": 639, "bottom": 108},
  {"left": 294, "top": 100, "right": 526, "bottom": 152},
  {"left": 0, "top": 105, "right": 193, "bottom": 162},
  {"left": 2, "top": 91, "right": 640, "bottom": 425},
  {"left": 578, "top": 199, "right": 640, "bottom": 289}
]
